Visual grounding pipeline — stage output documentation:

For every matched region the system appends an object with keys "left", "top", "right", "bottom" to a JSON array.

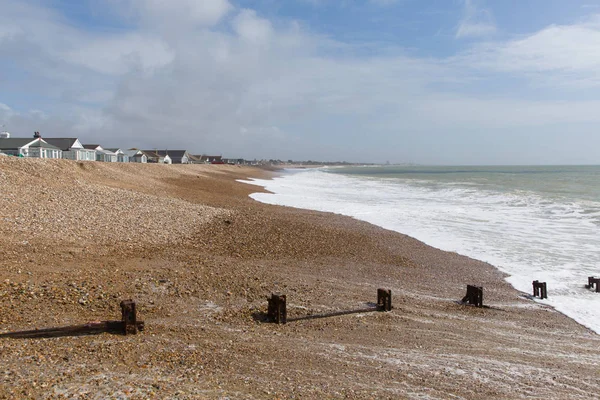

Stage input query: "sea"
[{"left": 240, "top": 165, "right": 600, "bottom": 334}]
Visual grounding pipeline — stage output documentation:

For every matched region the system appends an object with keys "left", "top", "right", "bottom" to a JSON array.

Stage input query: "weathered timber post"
[
  {"left": 586, "top": 277, "right": 600, "bottom": 293},
  {"left": 586, "top": 277, "right": 594, "bottom": 289},
  {"left": 377, "top": 289, "right": 392, "bottom": 311},
  {"left": 267, "top": 293, "right": 287, "bottom": 324},
  {"left": 541, "top": 282, "right": 547, "bottom": 299},
  {"left": 461, "top": 285, "right": 483, "bottom": 307},
  {"left": 120, "top": 300, "right": 139, "bottom": 335},
  {"left": 532, "top": 281, "right": 547, "bottom": 299},
  {"left": 0, "top": 300, "right": 144, "bottom": 338}
]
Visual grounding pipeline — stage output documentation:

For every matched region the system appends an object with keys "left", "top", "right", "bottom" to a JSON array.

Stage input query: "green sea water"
[
  {"left": 327, "top": 165, "right": 600, "bottom": 204},
  {"left": 244, "top": 164, "right": 600, "bottom": 333}
]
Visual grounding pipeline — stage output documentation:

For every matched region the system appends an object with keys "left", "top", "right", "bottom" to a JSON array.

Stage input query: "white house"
[
  {"left": 0, "top": 136, "right": 62, "bottom": 159},
  {"left": 105, "top": 148, "right": 130, "bottom": 163},
  {"left": 44, "top": 138, "right": 96, "bottom": 161},
  {"left": 83, "top": 145, "right": 117, "bottom": 162},
  {"left": 141, "top": 150, "right": 172, "bottom": 164},
  {"left": 154, "top": 150, "right": 190, "bottom": 164},
  {"left": 124, "top": 149, "right": 147, "bottom": 163}
]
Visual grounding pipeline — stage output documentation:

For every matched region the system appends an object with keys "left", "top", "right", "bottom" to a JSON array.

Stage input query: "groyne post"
[
  {"left": 461, "top": 285, "right": 483, "bottom": 307},
  {"left": 586, "top": 277, "right": 600, "bottom": 293},
  {"left": 120, "top": 300, "right": 141, "bottom": 335},
  {"left": 0, "top": 300, "right": 144, "bottom": 338},
  {"left": 267, "top": 293, "right": 287, "bottom": 324},
  {"left": 377, "top": 289, "right": 392, "bottom": 311},
  {"left": 542, "top": 282, "right": 547, "bottom": 299},
  {"left": 532, "top": 281, "right": 547, "bottom": 299}
]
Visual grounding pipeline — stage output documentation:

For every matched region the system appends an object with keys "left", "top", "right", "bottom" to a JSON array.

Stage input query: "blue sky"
[{"left": 2, "top": 0, "right": 600, "bottom": 164}]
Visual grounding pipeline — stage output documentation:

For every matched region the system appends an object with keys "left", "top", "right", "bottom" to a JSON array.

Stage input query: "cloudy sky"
[{"left": 1, "top": 0, "right": 600, "bottom": 164}]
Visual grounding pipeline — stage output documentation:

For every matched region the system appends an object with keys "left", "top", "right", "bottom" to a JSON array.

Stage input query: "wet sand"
[{"left": 0, "top": 158, "right": 599, "bottom": 399}]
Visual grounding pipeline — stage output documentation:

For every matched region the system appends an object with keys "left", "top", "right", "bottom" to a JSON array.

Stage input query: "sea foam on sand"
[{"left": 240, "top": 168, "right": 600, "bottom": 334}]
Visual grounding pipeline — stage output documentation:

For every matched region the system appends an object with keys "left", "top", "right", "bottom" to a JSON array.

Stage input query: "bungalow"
[
  {"left": 0, "top": 136, "right": 62, "bottom": 159},
  {"left": 199, "top": 155, "right": 223, "bottom": 164},
  {"left": 104, "top": 148, "right": 129, "bottom": 163},
  {"left": 187, "top": 154, "right": 202, "bottom": 164},
  {"left": 222, "top": 158, "right": 246, "bottom": 165},
  {"left": 141, "top": 150, "right": 172, "bottom": 164},
  {"left": 124, "top": 149, "right": 147, "bottom": 163},
  {"left": 153, "top": 150, "right": 190, "bottom": 164},
  {"left": 83, "top": 145, "right": 117, "bottom": 162},
  {"left": 44, "top": 138, "right": 96, "bottom": 161}
]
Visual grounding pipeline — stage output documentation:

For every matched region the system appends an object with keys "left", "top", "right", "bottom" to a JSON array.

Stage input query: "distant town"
[{"left": 0, "top": 130, "right": 366, "bottom": 166}]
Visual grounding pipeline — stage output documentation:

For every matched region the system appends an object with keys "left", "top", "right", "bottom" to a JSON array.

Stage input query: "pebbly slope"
[{"left": 1, "top": 158, "right": 599, "bottom": 399}]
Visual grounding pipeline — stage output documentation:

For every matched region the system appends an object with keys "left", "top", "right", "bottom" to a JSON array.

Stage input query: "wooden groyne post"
[
  {"left": 120, "top": 300, "right": 142, "bottom": 335},
  {"left": 377, "top": 288, "right": 392, "bottom": 311},
  {"left": 585, "top": 277, "right": 600, "bottom": 293},
  {"left": 0, "top": 300, "right": 144, "bottom": 339},
  {"left": 532, "top": 280, "right": 548, "bottom": 299},
  {"left": 461, "top": 285, "right": 483, "bottom": 307},
  {"left": 267, "top": 293, "right": 287, "bottom": 324},
  {"left": 265, "top": 289, "right": 392, "bottom": 324}
]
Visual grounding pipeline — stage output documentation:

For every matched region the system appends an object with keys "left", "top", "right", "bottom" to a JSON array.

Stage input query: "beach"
[{"left": 1, "top": 158, "right": 599, "bottom": 399}]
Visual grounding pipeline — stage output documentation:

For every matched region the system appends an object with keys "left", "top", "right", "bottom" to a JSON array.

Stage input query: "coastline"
[
  {"left": 244, "top": 167, "right": 600, "bottom": 336},
  {"left": 1, "top": 158, "right": 599, "bottom": 398}
]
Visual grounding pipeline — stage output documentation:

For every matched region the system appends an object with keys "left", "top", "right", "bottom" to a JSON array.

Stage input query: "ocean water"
[{"left": 239, "top": 165, "right": 600, "bottom": 334}]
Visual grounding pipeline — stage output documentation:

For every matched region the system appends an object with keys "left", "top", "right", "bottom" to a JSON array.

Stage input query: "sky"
[{"left": 1, "top": 0, "right": 600, "bottom": 164}]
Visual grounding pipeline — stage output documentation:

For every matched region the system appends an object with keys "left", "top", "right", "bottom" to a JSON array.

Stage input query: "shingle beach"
[{"left": 1, "top": 158, "right": 599, "bottom": 399}]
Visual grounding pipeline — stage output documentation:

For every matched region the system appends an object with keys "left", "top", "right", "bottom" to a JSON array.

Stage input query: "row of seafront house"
[{"left": 0, "top": 131, "right": 242, "bottom": 164}]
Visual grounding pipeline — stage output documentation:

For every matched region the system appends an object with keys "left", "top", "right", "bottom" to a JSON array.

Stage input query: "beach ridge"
[{"left": 1, "top": 157, "right": 598, "bottom": 399}]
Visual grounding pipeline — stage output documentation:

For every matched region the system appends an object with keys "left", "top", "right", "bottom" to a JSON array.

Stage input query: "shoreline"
[
  {"left": 1, "top": 158, "right": 599, "bottom": 398},
  {"left": 245, "top": 167, "right": 600, "bottom": 336}
]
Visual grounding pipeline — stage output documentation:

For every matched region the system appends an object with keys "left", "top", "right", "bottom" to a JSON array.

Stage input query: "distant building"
[
  {"left": 44, "top": 138, "right": 96, "bottom": 161},
  {"left": 198, "top": 155, "right": 223, "bottom": 164},
  {"left": 105, "top": 148, "right": 130, "bottom": 163},
  {"left": 222, "top": 158, "right": 246, "bottom": 165},
  {"left": 0, "top": 132, "right": 62, "bottom": 158},
  {"left": 153, "top": 150, "right": 190, "bottom": 164},
  {"left": 141, "top": 150, "right": 172, "bottom": 164},
  {"left": 187, "top": 154, "right": 202, "bottom": 164},
  {"left": 124, "top": 149, "right": 147, "bottom": 163},
  {"left": 83, "top": 145, "right": 117, "bottom": 162}
]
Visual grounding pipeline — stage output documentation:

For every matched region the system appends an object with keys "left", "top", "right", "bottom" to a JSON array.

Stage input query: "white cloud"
[
  {"left": 0, "top": 103, "right": 13, "bottom": 113},
  {"left": 456, "top": 0, "right": 496, "bottom": 39},
  {"left": 121, "top": 0, "right": 233, "bottom": 27},
  {"left": 232, "top": 9, "right": 273, "bottom": 44},
  {"left": 65, "top": 34, "right": 174, "bottom": 75},
  {"left": 455, "top": 15, "right": 600, "bottom": 87},
  {"left": 3, "top": 0, "right": 600, "bottom": 163},
  {"left": 413, "top": 95, "right": 600, "bottom": 127}
]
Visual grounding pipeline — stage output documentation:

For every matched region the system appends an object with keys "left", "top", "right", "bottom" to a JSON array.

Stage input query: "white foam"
[{"left": 239, "top": 169, "right": 600, "bottom": 334}]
